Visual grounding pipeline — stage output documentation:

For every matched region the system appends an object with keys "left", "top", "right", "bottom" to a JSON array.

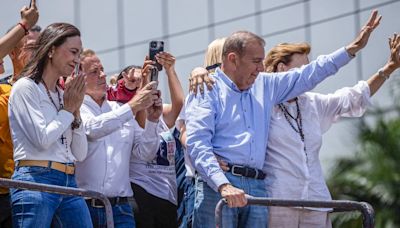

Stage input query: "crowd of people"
[{"left": 0, "top": 1, "right": 400, "bottom": 228}]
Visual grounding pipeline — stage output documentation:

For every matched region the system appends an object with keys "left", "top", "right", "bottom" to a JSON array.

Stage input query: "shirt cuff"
[
  {"left": 210, "top": 171, "right": 230, "bottom": 192},
  {"left": 332, "top": 47, "right": 354, "bottom": 68},
  {"left": 59, "top": 109, "right": 74, "bottom": 124}
]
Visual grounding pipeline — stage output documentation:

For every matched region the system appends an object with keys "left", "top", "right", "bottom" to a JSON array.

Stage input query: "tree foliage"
[{"left": 328, "top": 112, "right": 400, "bottom": 227}]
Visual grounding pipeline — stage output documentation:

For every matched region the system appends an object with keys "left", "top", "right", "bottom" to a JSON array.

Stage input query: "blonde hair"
[
  {"left": 80, "top": 48, "right": 96, "bottom": 61},
  {"left": 203, "top": 37, "right": 226, "bottom": 70},
  {"left": 264, "top": 42, "right": 311, "bottom": 73}
]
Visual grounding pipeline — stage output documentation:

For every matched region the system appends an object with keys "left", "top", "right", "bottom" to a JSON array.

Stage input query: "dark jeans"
[
  {"left": 131, "top": 183, "right": 178, "bottom": 228},
  {"left": 86, "top": 201, "right": 135, "bottom": 228},
  {"left": 0, "top": 193, "right": 12, "bottom": 228},
  {"left": 179, "top": 177, "right": 195, "bottom": 228}
]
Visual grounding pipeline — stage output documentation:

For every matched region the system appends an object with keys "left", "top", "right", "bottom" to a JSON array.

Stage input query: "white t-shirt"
[{"left": 130, "top": 118, "right": 179, "bottom": 205}]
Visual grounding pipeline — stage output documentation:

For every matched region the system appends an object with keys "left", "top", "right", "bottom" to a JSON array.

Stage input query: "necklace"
[
  {"left": 278, "top": 97, "right": 308, "bottom": 163},
  {"left": 41, "top": 79, "right": 68, "bottom": 151}
]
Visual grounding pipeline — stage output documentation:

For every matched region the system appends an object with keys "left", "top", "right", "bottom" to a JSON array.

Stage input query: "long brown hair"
[{"left": 20, "top": 23, "right": 81, "bottom": 83}]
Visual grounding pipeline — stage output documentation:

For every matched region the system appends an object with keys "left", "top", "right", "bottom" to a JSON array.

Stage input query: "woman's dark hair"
[
  {"left": 20, "top": 23, "right": 81, "bottom": 83},
  {"left": 117, "top": 65, "right": 142, "bottom": 80}
]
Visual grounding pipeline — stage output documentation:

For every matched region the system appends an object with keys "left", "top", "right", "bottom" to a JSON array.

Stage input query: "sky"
[{"left": 1, "top": 0, "right": 400, "bottom": 173}]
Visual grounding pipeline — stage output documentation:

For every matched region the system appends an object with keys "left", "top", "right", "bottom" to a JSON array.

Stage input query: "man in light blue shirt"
[{"left": 186, "top": 22, "right": 378, "bottom": 227}]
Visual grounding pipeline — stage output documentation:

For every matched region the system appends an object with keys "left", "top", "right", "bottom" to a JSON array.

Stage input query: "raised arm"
[
  {"left": 0, "top": 1, "right": 39, "bottom": 59},
  {"left": 82, "top": 82, "right": 159, "bottom": 140},
  {"left": 367, "top": 33, "right": 400, "bottom": 96},
  {"left": 271, "top": 10, "right": 381, "bottom": 104},
  {"left": 156, "top": 52, "right": 184, "bottom": 128}
]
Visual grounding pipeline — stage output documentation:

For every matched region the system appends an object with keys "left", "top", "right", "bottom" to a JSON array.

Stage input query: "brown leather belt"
[{"left": 17, "top": 160, "right": 75, "bottom": 175}]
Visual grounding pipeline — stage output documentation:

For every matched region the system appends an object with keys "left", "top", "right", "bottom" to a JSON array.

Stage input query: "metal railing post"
[
  {"left": 0, "top": 178, "right": 114, "bottom": 228},
  {"left": 215, "top": 196, "right": 375, "bottom": 228}
]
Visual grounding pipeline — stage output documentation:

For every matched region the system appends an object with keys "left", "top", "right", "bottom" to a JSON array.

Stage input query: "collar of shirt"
[{"left": 215, "top": 68, "right": 251, "bottom": 94}]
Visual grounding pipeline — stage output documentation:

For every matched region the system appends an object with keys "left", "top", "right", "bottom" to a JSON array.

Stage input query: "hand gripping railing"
[
  {"left": 0, "top": 177, "right": 114, "bottom": 228},
  {"left": 215, "top": 196, "right": 374, "bottom": 228}
]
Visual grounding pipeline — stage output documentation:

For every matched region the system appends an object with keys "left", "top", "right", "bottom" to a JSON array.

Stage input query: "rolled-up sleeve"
[{"left": 314, "top": 81, "right": 371, "bottom": 133}]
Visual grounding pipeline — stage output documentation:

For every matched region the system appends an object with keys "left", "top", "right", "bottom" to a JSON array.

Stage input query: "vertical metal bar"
[
  {"left": 354, "top": 0, "right": 363, "bottom": 82},
  {"left": 0, "top": 178, "right": 114, "bottom": 228},
  {"left": 360, "top": 202, "right": 375, "bottom": 228},
  {"left": 73, "top": 0, "right": 81, "bottom": 28},
  {"left": 207, "top": 0, "right": 215, "bottom": 42},
  {"left": 161, "top": 0, "right": 170, "bottom": 96},
  {"left": 255, "top": 0, "right": 262, "bottom": 35},
  {"left": 303, "top": 0, "right": 312, "bottom": 45},
  {"left": 161, "top": 0, "right": 169, "bottom": 42},
  {"left": 117, "top": 0, "right": 125, "bottom": 69},
  {"left": 215, "top": 198, "right": 226, "bottom": 228}
]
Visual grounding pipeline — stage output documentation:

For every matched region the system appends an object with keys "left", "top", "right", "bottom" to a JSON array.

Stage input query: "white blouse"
[
  {"left": 9, "top": 77, "right": 87, "bottom": 163},
  {"left": 264, "top": 81, "right": 371, "bottom": 211}
]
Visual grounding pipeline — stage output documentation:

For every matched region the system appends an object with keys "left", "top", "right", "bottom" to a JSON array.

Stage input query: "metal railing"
[
  {"left": 215, "top": 196, "right": 374, "bottom": 228},
  {"left": 0, "top": 177, "right": 114, "bottom": 228}
]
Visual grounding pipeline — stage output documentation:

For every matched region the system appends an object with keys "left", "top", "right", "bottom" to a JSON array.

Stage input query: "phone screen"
[
  {"left": 150, "top": 67, "right": 158, "bottom": 82},
  {"left": 149, "top": 41, "right": 164, "bottom": 71},
  {"left": 74, "top": 63, "right": 80, "bottom": 76}
]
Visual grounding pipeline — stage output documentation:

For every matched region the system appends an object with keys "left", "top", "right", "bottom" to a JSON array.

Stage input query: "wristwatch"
[
  {"left": 71, "top": 117, "right": 82, "bottom": 130},
  {"left": 378, "top": 68, "right": 389, "bottom": 80}
]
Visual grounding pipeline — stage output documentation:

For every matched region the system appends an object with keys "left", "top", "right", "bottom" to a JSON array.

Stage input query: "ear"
[
  {"left": 277, "top": 62, "right": 287, "bottom": 72},
  {"left": 48, "top": 46, "right": 55, "bottom": 58},
  {"left": 227, "top": 52, "right": 238, "bottom": 70}
]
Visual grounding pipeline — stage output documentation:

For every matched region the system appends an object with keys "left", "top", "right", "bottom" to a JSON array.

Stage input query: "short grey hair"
[{"left": 222, "top": 31, "right": 265, "bottom": 60}]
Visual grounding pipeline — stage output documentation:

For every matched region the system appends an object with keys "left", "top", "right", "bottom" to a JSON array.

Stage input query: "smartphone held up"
[
  {"left": 149, "top": 41, "right": 164, "bottom": 71},
  {"left": 74, "top": 62, "right": 80, "bottom": 76}
]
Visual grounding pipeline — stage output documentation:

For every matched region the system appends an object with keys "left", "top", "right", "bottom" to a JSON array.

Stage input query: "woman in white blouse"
[
  {"left": 8, "top": 23, "right": 92, "bottom": 227},
  {"left": 263, "top": 34, "right": 400, "bottom": 227}
]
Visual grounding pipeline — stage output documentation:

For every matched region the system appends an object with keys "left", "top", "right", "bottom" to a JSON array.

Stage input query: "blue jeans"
[
  {"left": 87, "top": 201, "right": 135, "bottom": 228},
  {"left": 192, "top": 173, "right": 268, "bottom": 228},
  {"left": 179, "top": 177, "right": 195, "bottom": 228},
  {"left": 10, "top": 166, "right": 93, "bottom": 228}
]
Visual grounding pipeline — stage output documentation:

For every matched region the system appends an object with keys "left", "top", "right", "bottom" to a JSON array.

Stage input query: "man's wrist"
[
  {"left": 345, "top": 44, "right": 358, "bottom": 57},
  {"left": 218, "top": 183, "right": 231, "bottom": 193}
]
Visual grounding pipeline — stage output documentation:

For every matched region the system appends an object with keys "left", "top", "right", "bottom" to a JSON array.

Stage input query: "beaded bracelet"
[{"left": 18, "top": 22, "right": 29, "bottom": 35}]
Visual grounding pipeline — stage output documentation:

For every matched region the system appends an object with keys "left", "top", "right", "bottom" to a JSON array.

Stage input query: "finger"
[
  {"left": 144, "top": 81, "right": 157, "bottom": 90},
  {"left": 225, "top": 196, "right": 234, "bottom": 208},
  {"left": 191, "top": 78, "right": 197, "bottom": 94},
  {"left": 366, "top": 10, "right": 378, "bottom": 27},
  {"left": 372, "top": 15, "right": 382, "bottom": 29},
  {"left": 31, "top": 0, "right": 38, "bottom": 9},
  {"left": 240, "top": 195, "right": 248, "bottom": 207}
]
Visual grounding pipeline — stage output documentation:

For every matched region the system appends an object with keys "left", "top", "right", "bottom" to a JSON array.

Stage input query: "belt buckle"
[
  {"left": 231, "top": 164, "right": 244, "bottom": 177},
  {"left": 90, "top": 198, "right": 104, "bottom": 208},
  {"left": 253, "top": 168, "right": 259, "bottom": 179}
]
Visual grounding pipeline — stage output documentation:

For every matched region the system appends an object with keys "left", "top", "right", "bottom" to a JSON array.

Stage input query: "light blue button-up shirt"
[{"left": 186, "top": 47, "right": 352, "bottom": 192}]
